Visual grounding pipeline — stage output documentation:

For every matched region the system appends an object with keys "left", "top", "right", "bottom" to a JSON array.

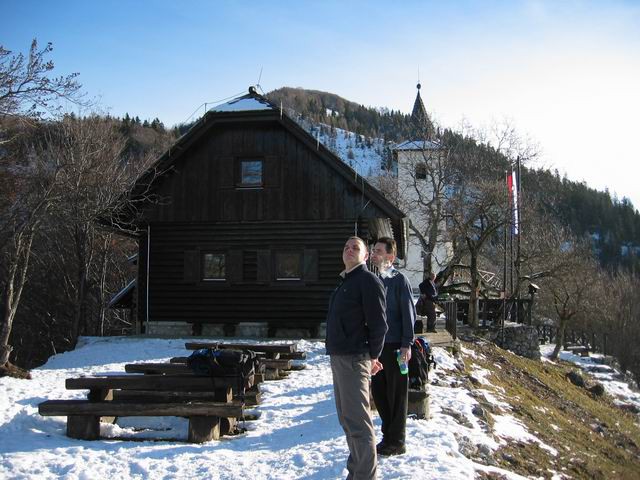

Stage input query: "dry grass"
[{"left": 458, "top": 340, "right": 640, "bottom": 479}]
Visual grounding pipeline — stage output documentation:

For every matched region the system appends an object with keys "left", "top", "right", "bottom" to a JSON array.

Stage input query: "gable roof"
[
  {"left": 394, "top": 140, "right": 442, "bottom": 151},
  {"left": 113, "top": 87, "right": 408, "bottom": 254}
]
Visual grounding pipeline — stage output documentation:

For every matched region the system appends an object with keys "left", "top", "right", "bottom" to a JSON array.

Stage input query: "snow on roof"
[
  {"left": 209, "top": 96, "right": 275, "bottom": 113},
  {"left": 394, "top": 140, "right": 441, "bottom": 151}
]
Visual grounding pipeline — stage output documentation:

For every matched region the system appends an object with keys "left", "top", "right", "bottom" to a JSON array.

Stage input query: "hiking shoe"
[
  {"left": 378, "top": 443, "right": 406, "bottom": 456},
  {"left": 375, "top": 441, "right": 387, "bottom": 454}
]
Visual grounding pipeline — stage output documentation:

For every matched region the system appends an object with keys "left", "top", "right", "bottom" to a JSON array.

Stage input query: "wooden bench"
[
  {"left": 66, "top": 374, "right": 247, "bottom": 398},
  {"left": 181, "top": 342, "right": 304, "bottom": 380},
  {"left": 123, "top": 363, "right": 262, "bottom": 405},
  {"left": 184, "top": 341, "right": 298, "bottom": 359},
  {"left": 38, "top": 399, "right": 243, "bottom": 443},
  {"left": 39, "top": 374, "right": 248, "bottom": 441},
  {"left": 112, "top": 386, "right": 262, "bottom": 407},
  {"left": 280, "top": 351, "right": 306, "bottom": 360},
  {"left": 123, "top": 363, "right": 258, "bottom": 386},
  {"left": 565, "top": 345, "right": 590, "bottom": 357}
]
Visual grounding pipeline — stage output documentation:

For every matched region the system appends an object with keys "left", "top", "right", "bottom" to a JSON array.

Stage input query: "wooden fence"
[{"left": 441, "top": 298, "right": 533, "bottom": 341}]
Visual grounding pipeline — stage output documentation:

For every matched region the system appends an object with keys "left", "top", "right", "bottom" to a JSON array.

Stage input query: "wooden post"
[
  {"left": 188, "top": 416, "right": 220, "bottom": 443},
  {"left": 407, "top": 389, "right": 429, "bottom": 419},
  {"left": 67, "top": 415, "right": 100, "bottom": 440},
  {"left": 87, "top": 388, "right": 115, "bottom": 424}
]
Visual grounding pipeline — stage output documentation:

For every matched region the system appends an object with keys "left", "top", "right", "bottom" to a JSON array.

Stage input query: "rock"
[
  {"left": 566, "top": 370, "right": 586, "bottom": 388},
  {"left": 619, "top": 403, "right": 640, "bottom": 414},
  {"left": 588, "top": 383, "right": 606, "bottom": 397},
  {"left": 472, "top": 404, "right": 489, "bottom": 422},
  {"left": 0, "top": 362, "right": 31, "bottom": 379}
]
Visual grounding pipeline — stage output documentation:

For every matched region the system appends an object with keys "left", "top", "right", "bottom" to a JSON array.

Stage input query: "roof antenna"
[{"left": 256, "top": 67, "right": 264, "bottom": 94}]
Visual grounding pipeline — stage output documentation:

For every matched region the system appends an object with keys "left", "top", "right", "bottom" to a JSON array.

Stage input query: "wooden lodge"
[{"left": 109, "top": 87, "right": 408, "bottom": 336}]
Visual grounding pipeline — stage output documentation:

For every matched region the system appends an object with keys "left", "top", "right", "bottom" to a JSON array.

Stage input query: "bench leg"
[
  {"left": 67, "top": 415, "right": 100, "bottom": 440},
  {"left": 220, "top": 417, "right": 237, "bottom": 436},
  {"left": 407, "top": 389, "right": 430, "bottom": 419},
  {"left": 265, "top": 368, "right": 279, "bottom": 381},
  {"left": 88, "top": 388, "right": 116, "bottom": 424},
  {"left": 188, "top": 416, "right": 220, "bottom": 443}
]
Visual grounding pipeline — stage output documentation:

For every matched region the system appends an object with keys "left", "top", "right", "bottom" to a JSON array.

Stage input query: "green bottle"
[{"left": 396, "top": 349, "right": 408, "bottom": 375}]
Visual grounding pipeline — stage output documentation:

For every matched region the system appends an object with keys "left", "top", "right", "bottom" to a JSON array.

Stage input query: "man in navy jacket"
[
  {"left": 370, "top": 236, "right": 416, "bottom": 456},
  {"left": 326, "top": 236, "right": 387, "bottom": 480}
]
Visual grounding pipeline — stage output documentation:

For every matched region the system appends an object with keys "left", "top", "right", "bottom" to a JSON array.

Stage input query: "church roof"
[
  {"left": 410, "top": 83, "right": 435, "bottom": 139},
  {"left": 411, "top": 83, "right": 428, "bottom": 124},
  {"left": 394, "top": 140, "right": 441, "bottom": 151}
]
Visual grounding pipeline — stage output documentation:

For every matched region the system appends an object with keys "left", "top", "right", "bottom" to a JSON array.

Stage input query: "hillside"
[
  {"left": 266, "top": 87, "right": 640, "bottom": 272},
  {"left": 1, "top": 336, "right": 639, "bottom": 479}
]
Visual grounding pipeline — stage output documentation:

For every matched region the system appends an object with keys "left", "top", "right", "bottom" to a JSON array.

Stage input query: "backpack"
[
  {"left": 408, "top": 337, "right": 436, "bottom": 389},
  {"left": 187, "top": 348, "right": 255, "bottom": 381}
]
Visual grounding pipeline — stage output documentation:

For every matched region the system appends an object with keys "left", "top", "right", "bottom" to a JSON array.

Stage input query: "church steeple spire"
[{"left": 411, "top": 82, "right": 434, "bottom": 140}]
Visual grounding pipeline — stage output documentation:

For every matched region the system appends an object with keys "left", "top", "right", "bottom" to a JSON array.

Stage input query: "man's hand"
[
  {"left": 371, "top": 358, "right": 384, "bottom": 376},
  {"left": 400, "top": 347, "right": 411, "bottom": 363}
]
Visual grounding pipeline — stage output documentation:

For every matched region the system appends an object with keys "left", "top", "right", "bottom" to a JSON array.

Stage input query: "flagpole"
[
  {"left": 516, "top": 156, "right": 522, "bottom": 323},
  {"left": 503, "top": 170, "right": 508, "bottom": 328}
]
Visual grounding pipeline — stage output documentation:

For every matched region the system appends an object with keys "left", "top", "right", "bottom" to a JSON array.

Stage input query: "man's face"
[
  {"left": 343, "top": 238, "right": 368, "bottom": 270},
  {"left": 371, "top": 242, "right": 394, "bottom": 269}
]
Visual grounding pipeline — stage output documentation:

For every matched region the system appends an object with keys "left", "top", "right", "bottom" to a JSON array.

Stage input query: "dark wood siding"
[
  {"left": 144, "top": 123, "right": 391, "bottom": 224},
  {"left": 131, "top": 113, "right": 404, "bottom": 331},
  {"left": 145, "top": 221, "right": 369, "bottom": 327}
]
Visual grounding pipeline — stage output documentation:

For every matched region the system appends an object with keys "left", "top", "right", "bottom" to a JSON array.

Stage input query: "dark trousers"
[
  {"left": 371, "top": 343, "right": 408, "bottom": 447},
  {"left": 425, "top": 299, "right": 436, "bottom": 330}
]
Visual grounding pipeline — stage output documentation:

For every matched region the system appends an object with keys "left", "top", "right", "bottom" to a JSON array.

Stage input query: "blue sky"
[{"left": 4, "top": 0, "right": 640, "bottom": 208}]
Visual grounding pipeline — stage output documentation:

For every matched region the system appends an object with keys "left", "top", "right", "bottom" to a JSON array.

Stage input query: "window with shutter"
[
  {"left": 202, "top": 252, "right": 226, "bottom": 281},
  {"left": 275, "top": 252, "right": 302, "bottom": 280}
]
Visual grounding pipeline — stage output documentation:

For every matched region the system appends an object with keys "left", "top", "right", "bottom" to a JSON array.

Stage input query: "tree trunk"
[
  {"left": 468, "top": 250, "right": 480, "bottom": 328},
  {"left": 550, "top": 319, "right": 567, "bottom": 360},
  {"left": 97, "top": 235, "right": 110, "bottom": 336},
  {"left": 0, "top": 229, "right": 35, "bottom": 366}
]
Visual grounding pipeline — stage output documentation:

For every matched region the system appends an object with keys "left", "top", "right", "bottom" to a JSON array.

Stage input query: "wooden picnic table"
[
  {"left": 184, "top": 341, "right": 298, "bottom": 355},
  {"left": 38, "top": 399, "right": 243, "bottom": 443}
]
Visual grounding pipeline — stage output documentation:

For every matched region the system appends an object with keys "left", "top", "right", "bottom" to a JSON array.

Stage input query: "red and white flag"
[{"left": 507, "top": 170, "right": 519, "bottom": 235}]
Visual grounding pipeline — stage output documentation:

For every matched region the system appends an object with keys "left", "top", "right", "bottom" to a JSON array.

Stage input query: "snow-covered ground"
[
  {"left": 540, "top": 344, "right": 640, "bottom": 412},
  {"left": 1, "top": 338, "right": 638, "bottom": 479}
]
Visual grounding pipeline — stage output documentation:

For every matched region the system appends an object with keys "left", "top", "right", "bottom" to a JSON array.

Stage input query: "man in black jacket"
[
  {"left": 326, "top": 236, "right": 388, "bottom": 480},
  {"left": 419, "top": 272, "right": 438, "bottom": 332}
]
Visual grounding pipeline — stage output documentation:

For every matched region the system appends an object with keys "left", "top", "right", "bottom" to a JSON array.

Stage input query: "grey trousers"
[{"left": 330, "top": 353, "right": 377, "bottom": 480}]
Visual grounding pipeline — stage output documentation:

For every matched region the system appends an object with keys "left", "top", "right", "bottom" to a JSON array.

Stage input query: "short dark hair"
[
  {"left": 346, "top": 236, "right": 368, "bottom": 252},
  {"left": 375, "top": 236, "right": 396, "bottom": 256}
]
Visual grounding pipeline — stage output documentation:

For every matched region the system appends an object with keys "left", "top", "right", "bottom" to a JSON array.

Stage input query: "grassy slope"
[{"left": 458, "top": 340, "right": 640, "bottom": 479}]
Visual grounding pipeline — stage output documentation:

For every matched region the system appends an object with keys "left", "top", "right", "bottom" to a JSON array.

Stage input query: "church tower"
[
  {"left": 393, "top": 83, "right": 452, "bottom": 288},
  {"left": 411, "top": 83, "right": 435, "bottom": 140}
]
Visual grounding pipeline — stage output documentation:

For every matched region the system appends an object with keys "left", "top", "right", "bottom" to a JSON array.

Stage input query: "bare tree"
[
  {"left": 38, "top": 116, "right": 158, "bottom": 344},
  {"left": 533, "top": 235, "right": 600, "bottom": 360},
  {"left": 446, "top": 178, "right": 510, "bottom": 327},
  {"left": 0, "top": 125, "right": 62, "bottom": 371},
  {"left": 0, "top": 40, "right": 85, "bottom": 374},
  {"left": 595, "top": 271, "right": 640, "bottom": 381},
  {"left": 0, "top": 39, "right": 85, "bottom": 124}
]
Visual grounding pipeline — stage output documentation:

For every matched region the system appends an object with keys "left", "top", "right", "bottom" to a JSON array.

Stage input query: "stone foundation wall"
[
  {"left": 144, "top": 321, "right": 324, "bottom": 339},
  {"left": 490, "top": 322, "right": 540, "bottom": 360}
]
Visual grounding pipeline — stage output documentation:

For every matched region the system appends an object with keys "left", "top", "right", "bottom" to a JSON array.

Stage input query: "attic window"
[
  {"left": 238, "top": 159, "right": 263, "bottom": 187},
  {"left": 415, "top": 163, "right": 427, "bottom": 180}
]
